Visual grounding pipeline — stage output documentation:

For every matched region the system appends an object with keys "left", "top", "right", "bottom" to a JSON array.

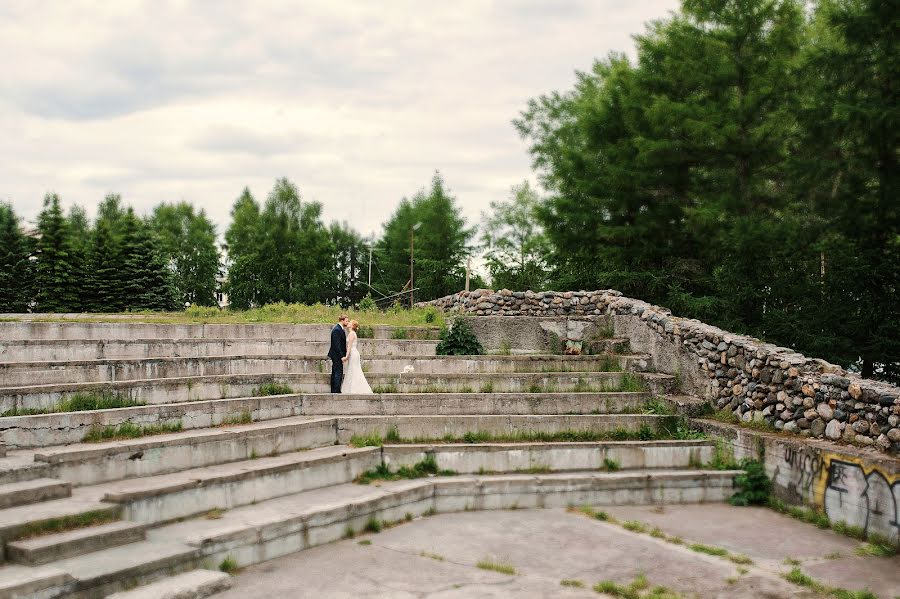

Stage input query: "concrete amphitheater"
[{"left": 0, "top": 307, "right": 896, "bottom": 598}]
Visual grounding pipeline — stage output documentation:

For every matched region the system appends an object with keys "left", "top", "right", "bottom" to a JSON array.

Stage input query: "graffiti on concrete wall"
[
  {"left": 822, "top": 457, "right": 899, "bottom": 543},
  {"left": 781, "top": 445, "right": 824, "bottom": 499}
]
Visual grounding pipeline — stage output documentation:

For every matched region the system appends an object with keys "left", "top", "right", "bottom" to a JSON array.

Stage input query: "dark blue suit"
[{"left": 328, "top": 324, "right": 347, "bottom": 393}]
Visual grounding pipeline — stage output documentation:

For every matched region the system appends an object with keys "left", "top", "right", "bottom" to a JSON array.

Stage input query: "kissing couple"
[{"left": 328, "top": 315, "right": 373, "bottom": 394}]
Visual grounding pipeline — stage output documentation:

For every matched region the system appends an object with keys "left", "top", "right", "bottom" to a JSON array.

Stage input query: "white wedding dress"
[{"left": 341, "top": 331, "right": 373, "bottom": 394}]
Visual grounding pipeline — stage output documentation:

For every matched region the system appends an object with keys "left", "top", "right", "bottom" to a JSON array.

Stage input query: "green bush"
[
  {"left": 729, "top": 459, "right": 772, "bottom": 506},
  {"left": 436, "top": 320, "right": 484, "bottom": 355},
  {"left": 358, "top": 293, "right": 377, "bottom": 311}
]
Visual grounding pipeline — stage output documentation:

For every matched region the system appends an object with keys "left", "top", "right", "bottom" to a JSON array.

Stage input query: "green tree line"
[{"left": 514, "top": 0, "right": 898, "bottom": 381}]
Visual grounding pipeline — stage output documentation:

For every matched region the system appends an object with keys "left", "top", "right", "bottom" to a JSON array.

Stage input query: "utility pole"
[
  {"left": 368, "top": 247, "right": 373, "bottom": 288},
  {"left": 465, "top": 258, "right": 471, "bottom": 292},
  {"left": 409, "top": 228, "right": 415, "bottom": 308}
]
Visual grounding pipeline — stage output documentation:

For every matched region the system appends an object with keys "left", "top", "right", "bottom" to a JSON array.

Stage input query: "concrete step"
[
  {"left": 0, "top": 453, "right": 50, "bottom": 486},
  {"left": 0, "top": 564, "right": 73, "bottom": 599},
  {"left": 0, "top": 338, "right": 439, "bottom": 362},
  {"left": 95, "top": 445, "right": 380, "bottom": 524},
  {"left": 26, "top": 413, "right": 672, "bottom": 484},
  {"left": 383, "top": 440, "right": 715, "bottom": 473},
  {"left": 147, "top": 469, "right": 740, "bottom": 570},
  {"left": 0, "top": 353, "right": 650, "bottom": 387},
  {"left": 46, "top": 539, "right": 198, "bottom": 598},
  {"left": 0, "top": 371, "right": 673, "bottom": 415},
  {"left": 0, "top": 391, "right": 654, "bottom": 449},
  {"left": 105, "top": 569, "right": 232, "bottom": 599},
  {"left": 33, "top": 417, "right": 338, "bottom": 485},
  {"left": 7, "top": 520, "right": 146, "bottom": 565},
  {"left": 0, "top": 321, "right": 441, "bottom": 341},
  {"left": 0, "top": 478, "right": 71, "bottom": 510},
  {"left": 0, "top": 495, "right": 121, "bottom": 546}
]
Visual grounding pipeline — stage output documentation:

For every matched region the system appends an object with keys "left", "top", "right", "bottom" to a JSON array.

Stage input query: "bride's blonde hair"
[{"left": 349, "top": 319, "right": 359, "bottom": 331}]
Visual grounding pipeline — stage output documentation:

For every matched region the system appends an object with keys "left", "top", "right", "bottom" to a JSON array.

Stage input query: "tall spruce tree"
[
  {"left": 376, "top": 172, "right": 474, "bottom": 302},
  {"left": 0, "top": 203, "right": 33, "bottom": 312},
  {"left": 34, "top": 193, "right": 80, "bottom": 312},
  {"left": 224, "top": 188, "right": 262, "bottom": 309},
  {"left": 119, "top": 209, "right": 177, "bottom": 311}
]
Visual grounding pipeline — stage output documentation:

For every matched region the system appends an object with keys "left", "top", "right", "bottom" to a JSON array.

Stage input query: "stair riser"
[
  {"left": 0, "top": 339, "right": 438, "bottom": 362},
  {"left": 0, "top": 372, "right": 639, "bottom": 415},
  {"left": 1, "top": 393, "right": 653, "bottom": 449},
  {"left": 0, "top": 482, "right": 71, "bottom": 510},
  {"left": 0, "top": 322, "right": 439, "bottom": 342},
  {"left": 0, "top": 463, "right": 51, "bottom": 486},
  {"left": 116, "top": 453, "right": 381, "bottom": 525},
  {"left": 0, "top": 505, "right": 122, "bottom": 547},
  {"left": 384, "top": 444, "right": 714, "bottom": 473},
  {"left": 44, "top": 420, "right": 338, "bottom": 486},
  {"left": 0, "top": 355, "right": 650, "bottom": 387},
  {"left": 64, "top": 552, "right": 199, "bottom": 599},
  {"left": 192, "top": 474, "right": 736, "bottom": 570},
  {"left": 7, "top": 525, "right": 146, "bottom": 566},
  {"left": 336, "top": 414, "right": 668, "bottom": 444}
]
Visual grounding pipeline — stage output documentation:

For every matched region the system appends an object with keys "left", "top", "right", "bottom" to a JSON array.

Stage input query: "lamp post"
[{"left": 410, "top": 222, "right": 422, "bottom": 307}]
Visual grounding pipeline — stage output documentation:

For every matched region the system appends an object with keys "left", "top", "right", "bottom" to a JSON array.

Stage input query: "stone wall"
[{"left": 423, "top": 289, "right": 900, "bottom": 454}]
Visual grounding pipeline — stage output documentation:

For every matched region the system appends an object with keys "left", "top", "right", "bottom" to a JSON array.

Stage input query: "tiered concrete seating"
[{"left": 0, "top": 321, "right": 737, "bottom": 598}]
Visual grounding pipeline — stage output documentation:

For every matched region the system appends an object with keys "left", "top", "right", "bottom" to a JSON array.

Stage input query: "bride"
[{"left": 341, "top": 320, "right": 373, "bottom": 394}]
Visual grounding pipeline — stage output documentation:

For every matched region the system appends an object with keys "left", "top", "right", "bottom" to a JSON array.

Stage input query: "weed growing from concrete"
[
  {"left": 783, "top": 557, "right": 801, "bottom": 566},
  {"left": 623, "top": 520, "right": 647, "bottom": 533},
  {"left": 603, "top": 457, "right": 621, "bottom": 471},
  {"left": 855, "top": 539, "right": 897, "bottom": 558},
  {"left": 729, "top": 459, "right": 771, "bottom": 506},
  {"left": 391, "top": 328, "right": 408, "bottom": 340},
  {"left": 13, "top": 510, "right": 119, "bottom": 541},
  {"left": 498, "top": 341, "right": 512, "bottom": 356},
  {"left": 479, "top": 381, "right": 494, "bottom": 393},
  {"left": 364, "top": 518, "right": 383, "bottom": 533},
  {"left": 572, "top": 505, "right": 614, "bottom": 522},
  {"left": 560, "top": 579, "right": 585, "bottom": 588},
  {"left": 619, "top": 373, "right": 648, "bottom": 393},
  {"left": 782, "top": 567, "right": 879, "bottom": 598},
  {"left": 642, "top": 397, "right": 673, "bottom": 416},
  {"left": 423, "top": 507, "right": 436, "bottom": 517},
  {"left": 420, "top": 551, "right": 444, "bottom": 561},
  {"left": 252, "top": 383, "right": 294, "bottom": 397},
  {"left": 219, "top": 410, "right": 253, "bottom": 426},
  {"left": 355, "top": 455, "right": 456, "bottom": 484},
  {"left": 373, "top": 383, "right": 399, "bottom": 394},
  {"left": 218, "top": 556, "right": 238, "bottom": 574},
  {"left": 82, "top": 420, "right": 182, "bottom": 442},
  {"left": 343, "top": 525, "right": 355, "bottom": 539},
  {"left": 205, "top": 508, "right": 225, "bottom": 520},
  {"left": 2, "top": 391, "right": 145, "bottom": 417},
  {"left": 385, "top": 426, "right": 401, "bottom": 443},
  {"left": 689, "top": 543, "right": 728, "bottom": 557},
  {"left": 350, "top": 427, "right": 667, "bottom": 447},
  {"left": 476, "top": 557, "right": 516, "bottom": 575},
  {"left": 358, "top": 539, "right": 372, "bottom": 546}
]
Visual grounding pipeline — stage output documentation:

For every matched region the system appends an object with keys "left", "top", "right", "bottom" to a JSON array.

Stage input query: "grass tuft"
[
  {"left": 252, "top": 383, "right": 294, "bottom": 396},
  {"left": 82, "top": 420, "right": 182, "bottom": 443},
  {"left": 476, "top": 556, "right": 516, "bottom": 575},
  {"left": 218, "top": 556, "right": 238, "bottom": 574},
  {"left": 13, "top": 510, "right": 118, "bottom": 541},
  {"left": 560, "top": 579, "right": 585, "bottom": 588},
  {"left": 355, "top": 455, "right": 456, "bottom": 484},
  {"left": 2, "top": 391, "right": 145, "bottom": 417}
]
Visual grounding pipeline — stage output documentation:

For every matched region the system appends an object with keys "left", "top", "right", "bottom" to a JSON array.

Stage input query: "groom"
[{"left": 328, "top": 315, "right": 349, "bottom": 393}]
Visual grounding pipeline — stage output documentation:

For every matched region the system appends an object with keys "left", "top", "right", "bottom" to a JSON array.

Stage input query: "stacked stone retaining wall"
[{"left": 423, "top": 289, "right": 900, "bottom": 454}]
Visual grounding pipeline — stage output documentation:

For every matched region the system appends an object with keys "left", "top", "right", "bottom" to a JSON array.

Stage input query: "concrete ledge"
[
  {"left": 383, "top": 440, "right": 715, "bottom": 472},
  {"left": 0, "top": 338, "right": 439, "bottom": 362},
  {"left": 105, "top": 569, "right": 232, "bottom": 599},
  {"left": 0, "top": 392, "right": 656, "bottom": 448},
  {"left": 335, "top": 414, "right": 669, "bottom": 444},
  {"left": 0, "top": 565, "right": 74, "bottom": 599},
  {"left": 152, "top": 470, "right": 738, "bottom": 570},
  {"left": 104, "top": 446, "right": 381, "bottom": 524},
  {"left": 0, "top": 371, "right": 670, "bottom": 414},
  {"left": 0, "top": 353, "right": 651, "bottom": 387},
  {"left": 7, "top": 521, "right": 147, "bottom": 566},
  {"left": 34, "top": 417, "right": 338, "bottom": 485}
]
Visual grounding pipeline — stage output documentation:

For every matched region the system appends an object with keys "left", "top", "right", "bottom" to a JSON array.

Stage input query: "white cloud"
[{"left": 0, "top": 0, "right": 678, "bottom": 240}]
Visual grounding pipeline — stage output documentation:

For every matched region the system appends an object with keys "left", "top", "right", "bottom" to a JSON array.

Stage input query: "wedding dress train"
[{"left": 341, "top": 334, "right": 373, "bottom": 394}]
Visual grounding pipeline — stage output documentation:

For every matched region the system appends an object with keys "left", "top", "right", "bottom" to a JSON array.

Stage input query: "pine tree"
[
  {"left": 224, "top": 188, "right": 262, "bottom": 309},
  {"left": 0, "top": 203, "right": 33, "bottom": 312},
  {"left": 34, "top": 193, "right": 80, "bottom": 312},
  {"left": 119, "top": 209, "right": 176, "bottom": 311}
]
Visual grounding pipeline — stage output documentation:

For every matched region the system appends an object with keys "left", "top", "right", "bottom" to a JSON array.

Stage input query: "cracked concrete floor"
[{"left": 213, "top": 506, "right": 899, "bottom": 598}]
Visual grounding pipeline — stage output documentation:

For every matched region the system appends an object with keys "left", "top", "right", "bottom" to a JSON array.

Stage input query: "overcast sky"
[{"left": 0, "top": 0, "right": 677, "bottom": 239}]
